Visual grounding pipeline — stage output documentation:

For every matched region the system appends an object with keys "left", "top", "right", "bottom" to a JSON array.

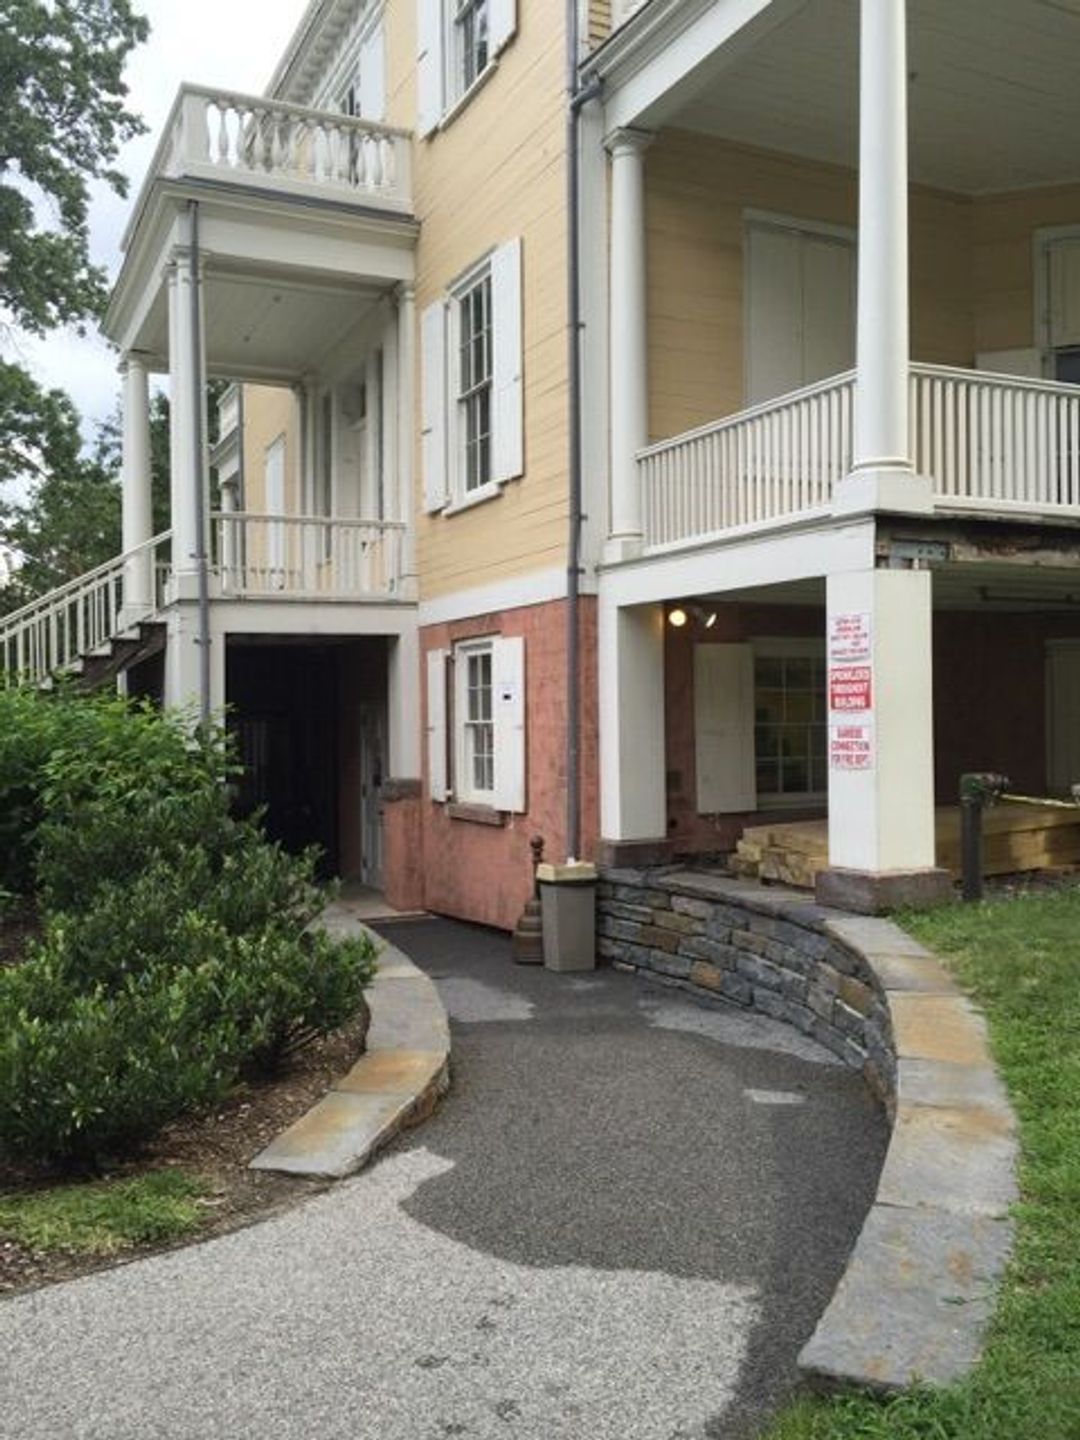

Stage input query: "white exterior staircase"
[{"left": 0, "top": 533, "right": 171, "bottom": 689}]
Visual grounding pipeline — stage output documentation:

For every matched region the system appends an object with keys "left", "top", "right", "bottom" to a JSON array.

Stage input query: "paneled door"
[{"left": 745, "top": 216, "right": 856, "bottom": 406}]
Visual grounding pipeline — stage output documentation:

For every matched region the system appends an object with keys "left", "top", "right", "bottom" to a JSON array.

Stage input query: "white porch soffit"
[{"left": 597, "top": 0, "right": 1080, "bottom": 195}]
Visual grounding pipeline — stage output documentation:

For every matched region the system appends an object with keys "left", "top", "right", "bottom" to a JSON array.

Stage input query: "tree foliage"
[{"left": 0, "top": 0, "right": 149, "bottom": 335}]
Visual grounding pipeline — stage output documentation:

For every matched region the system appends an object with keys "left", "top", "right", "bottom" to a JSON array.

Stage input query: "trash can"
[{"left": 537, "top": 861, "right": 597, "bottom": 972}]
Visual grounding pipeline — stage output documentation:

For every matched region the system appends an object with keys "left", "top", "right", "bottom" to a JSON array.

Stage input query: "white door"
[
  {"left": 746, "top": 219, "right": 856, "bottom": 405},
  {"left": 1047, "top": 641, "right": 1080, "bottom": 795}
]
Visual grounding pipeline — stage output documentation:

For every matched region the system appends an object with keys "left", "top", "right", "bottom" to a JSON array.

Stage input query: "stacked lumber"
[{"left": 730, "top": 804, "right": 1080, "bottom": 888}]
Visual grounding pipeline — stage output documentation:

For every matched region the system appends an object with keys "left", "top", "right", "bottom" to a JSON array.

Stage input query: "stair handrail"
[{"left": 0, "top": 530, "right": 172, "bottom": 634}]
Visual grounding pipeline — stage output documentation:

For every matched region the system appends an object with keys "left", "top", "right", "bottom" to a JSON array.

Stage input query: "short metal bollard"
[{"left": 959, "top": 772, "right": 1011, "bottom": 902}]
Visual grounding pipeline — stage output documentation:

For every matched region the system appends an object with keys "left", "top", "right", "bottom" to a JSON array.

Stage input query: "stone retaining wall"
[
  {"left": 598, "top": 865, "right": 1019, "bottom": 1393},
  {"left": 599, "top": 867, "right": 897, "bottom": 1109}
]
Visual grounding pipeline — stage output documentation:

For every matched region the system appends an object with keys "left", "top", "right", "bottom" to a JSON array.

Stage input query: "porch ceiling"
[
  {"left": 137, "top": 267, "right": 385, "bottom": 381},
  {"left": 661, "top": 0, "right": 1080, "bottom": 194}
]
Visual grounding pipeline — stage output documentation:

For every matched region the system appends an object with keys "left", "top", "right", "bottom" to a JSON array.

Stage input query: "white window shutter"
[
  {"left": 427, "top": 648, "right": 449, "bottom": 801},
  {"left": 420, "top": 301, "right": 448, "bottom": 512},
  {"left": 694, "top": 644, "right": 756, "bottom": 814},
  {"left": 416, "top": 0, "right": 443, "bottom": 137},
  {"left": 489, "top": 0, "right": 517, "bottom": 55},
  {"left": 492, "top": 635, "right": 526, "bottom": 813},
  {"left": 490, "top": 237, "right": 523, "bottom": 483},
  {"left": 359, "top": 27, "right": 386, "bottom": 122}
]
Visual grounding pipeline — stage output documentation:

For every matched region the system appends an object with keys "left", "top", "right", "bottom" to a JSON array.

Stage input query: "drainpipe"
[
  {"left": 565, "top": 0, "right": 602, "bottom": 861},
  {"left": 189, "top": 200, "right": 212, "bottom": 734}
]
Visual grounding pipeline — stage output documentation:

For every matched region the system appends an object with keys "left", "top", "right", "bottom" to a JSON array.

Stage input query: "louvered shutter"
[
  {"left": 492, "top": 635, "right": 526, "bottom": 812},
  {"left": 490, "top": 237, "right": 524, "bottom": 483}
]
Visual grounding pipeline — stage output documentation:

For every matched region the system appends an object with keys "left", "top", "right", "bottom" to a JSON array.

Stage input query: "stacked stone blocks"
[{"left": 598, "top": 867, "right": 897, "bottom": 1107}]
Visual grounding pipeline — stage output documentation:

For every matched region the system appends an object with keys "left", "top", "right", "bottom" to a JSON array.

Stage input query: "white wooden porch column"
[
  {"left": 166, "top": 248, "right": 208, "bottom": 597},
  {"left": 396, "top": 283, "right": 417, "bottom": 591},
  {"left": 120, "top": 354, "right": 154, "bottom": 620},
  {"left": 605, "top": 129, "right": 652, "bottom": 562},
  {"left": 819, "top": 567, "right": 948, "bottom": 912},
  {"left": 388, "top": 623, "right": 421, "bottom": 778},
  {"left": 598, "top": 595, "right": 667, "bottom": 852},
  {"left": 836, "top": 0, "right": 931, "bottom": 516}
]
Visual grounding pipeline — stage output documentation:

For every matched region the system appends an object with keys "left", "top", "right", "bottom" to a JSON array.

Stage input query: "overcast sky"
[{"left": 16, "top": 0, "right": 309, "bottom": 438}]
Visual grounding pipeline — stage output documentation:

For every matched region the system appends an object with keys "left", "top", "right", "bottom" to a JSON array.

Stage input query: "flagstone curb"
[
  {"left": 595, "top": 870, "right": 1019, "bottom": 1396},
  {"left": 249, "top": 925, "right": 450, "bottom": 1181}
]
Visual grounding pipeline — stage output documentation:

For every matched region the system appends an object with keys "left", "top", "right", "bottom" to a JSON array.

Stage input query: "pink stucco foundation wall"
[{"left": 417, "top": 597, "right": 598, "bottom": 932}]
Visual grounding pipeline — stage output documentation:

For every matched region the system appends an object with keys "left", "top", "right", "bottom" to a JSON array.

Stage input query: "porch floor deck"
[{"left": 730, "top": 803, "right": 1080, "bottom": 889}]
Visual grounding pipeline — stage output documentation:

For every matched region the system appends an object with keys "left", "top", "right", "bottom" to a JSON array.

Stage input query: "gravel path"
[{"left": 2, "top": 918, "right": 887, "bottom": 1440}]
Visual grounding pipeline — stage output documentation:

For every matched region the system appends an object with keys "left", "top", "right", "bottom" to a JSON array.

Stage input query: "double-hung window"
[
  {"left": 453, "top": 0, "right": 489, "bottom": 93},
  {"left": 458, "top": 641, "right": 495, "bottom": 800},
  {"left": 426, "top": 637, "right": 526, "bottom": 812},
  {"left": 416, "top": 0, "right": 516, "bottom": 134},
  {"left": 420, "top": 239, "right": 523, "bottom": 513},
  {"left": 457, "top": 271, "right": 493, "bottom": 494}
]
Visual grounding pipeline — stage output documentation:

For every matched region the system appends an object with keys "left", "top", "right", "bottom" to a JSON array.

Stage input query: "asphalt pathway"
[{"left": 2, "top": 918, "right": 887, "bottom": 1440}]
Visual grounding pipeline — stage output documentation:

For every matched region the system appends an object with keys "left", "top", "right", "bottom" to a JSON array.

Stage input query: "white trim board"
[{"left": 419, "top": 564, "right": 592, "bottom": 627}]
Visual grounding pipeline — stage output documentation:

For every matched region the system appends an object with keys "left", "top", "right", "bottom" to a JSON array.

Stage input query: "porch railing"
[
  {"left": 640, "top": 371, "right": 854, "bottom": 549},
  {"left": 164, "top": 85, "right": 412, "bottom": 210},
  {"left": 213, "top": 512, "right": 407, "bottom": 599},
  {"left": 639, "top": 365, "right": 1080, "bottom": 550},
  {"left": 0, "top": 532, "right": 171, "bottom": 687},
  {"left": 911, "top": 363, "right": 1080, "bottom": 512}
]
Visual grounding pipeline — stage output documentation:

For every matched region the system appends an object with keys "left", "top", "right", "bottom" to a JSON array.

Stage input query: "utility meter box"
[{"left": 537, "top": 861, "right": 597, "bottom": 972}]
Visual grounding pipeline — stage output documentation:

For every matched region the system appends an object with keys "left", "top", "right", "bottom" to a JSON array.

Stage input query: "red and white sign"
[
  {"left": 830, "top": 723, "right": 875, "bottom": 771},
  {"left": 828, "top": 611, "right": 872, "bottom": 665},
  {"left": 829, "top": 665, "right": 873, "bottom": 713}
]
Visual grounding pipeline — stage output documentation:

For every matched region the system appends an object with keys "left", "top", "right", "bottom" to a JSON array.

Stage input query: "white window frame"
[
  {"left": 454, "top": 638, "right": 496, "bottom": 804},
  {"left": 450, "top": 261, "right": 494, "bottom": 500},
  {"left": 421, "top": 238, "right": 523, "bottom": 515},
  {"left": 417, "top": 0, "right": 515, "bottom": 135},
  {"left": 450, "top": 0, "right": 490, "bottom": 100},
  {"left": 752, "top": 637, "right": 828, "bottom": 810}
]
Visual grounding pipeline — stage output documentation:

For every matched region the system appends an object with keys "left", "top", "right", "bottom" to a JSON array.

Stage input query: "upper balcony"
[
  {"left": 639, "top": 365, "right": 1080, "bottom": 554},
  {"left": 142, "top": 85, "right": 412, "bottom": 230}
]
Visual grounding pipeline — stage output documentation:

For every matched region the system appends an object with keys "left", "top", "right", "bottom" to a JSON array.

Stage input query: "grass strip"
[
  {"left": 766, "top": 888, "right": 1080, "bottom": 1440},
  {"left": 0, "top": 1168, "right": 210, "bottom": 1255}
]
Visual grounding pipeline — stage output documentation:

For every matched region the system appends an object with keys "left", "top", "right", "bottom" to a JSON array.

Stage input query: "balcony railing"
[
  {"left": 638, "top": 364, "right": 1080, "bottom": 552},
  {"left": 158, "top": 85, "right": 412, "bottom": 212},
  {"left": 213, "top": 512, "right": 407, "bottom": 599}
]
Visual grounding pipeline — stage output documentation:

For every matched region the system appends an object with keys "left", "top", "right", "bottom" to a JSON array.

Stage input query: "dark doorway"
[
  {"left": 227, "top": 642, "right": 341, "bottom": 874},
  {"left": 225, "top": 636, "right": 388, "bottom": 881}
]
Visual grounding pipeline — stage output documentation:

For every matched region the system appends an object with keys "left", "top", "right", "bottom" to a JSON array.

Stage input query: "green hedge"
[{"left": 0, "top": 688, "right": 376, "bottom": 1168}]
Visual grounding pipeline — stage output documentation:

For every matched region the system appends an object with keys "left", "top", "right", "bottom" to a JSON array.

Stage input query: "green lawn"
[
  {"left": 766, "top": 888, "right": 1080, "bottom": 1440},
  {"left": 0, "top": 1169, "right": 210, "bottom": 1255}
]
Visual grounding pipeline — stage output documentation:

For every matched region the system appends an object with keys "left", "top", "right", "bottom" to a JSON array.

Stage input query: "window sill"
[
  {"left": 436, "top": 60, "right": 500, "bottom": 133},
  {"left": 447, "top": 801, "right": 505, "bottom": 827},
  {"left": 442, "top": 480, "right": 503, "bottom": 517}
]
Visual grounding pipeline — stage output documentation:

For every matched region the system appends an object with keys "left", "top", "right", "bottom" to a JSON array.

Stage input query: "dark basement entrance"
[{"left": 226, "top": 636, "right": 388, "bottom": 884}]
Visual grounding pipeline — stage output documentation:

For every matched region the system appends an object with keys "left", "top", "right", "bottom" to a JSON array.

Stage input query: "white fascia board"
[
  {"left": 418, "top": 564, "right": 600, "bottom": 628},
  {"left": 210, "top": 598, "right": 418, "bottom": 639},
  {"left": 105, "top": 194, "right": 184, "bottom": 354},
  {"left": 587, "top": 0, "right": 805, "bottom": 134},
  {"left": 598, "top": 516, "right": 876, "bottom": 610}
]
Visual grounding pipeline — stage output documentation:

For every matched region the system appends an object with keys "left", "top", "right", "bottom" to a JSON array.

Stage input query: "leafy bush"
[
  {"left": 0, "top": 956, "right": 240, "bottom": 1165},
  {"left": 0, "top": 687, "right": 377, "bottom": 1168}
]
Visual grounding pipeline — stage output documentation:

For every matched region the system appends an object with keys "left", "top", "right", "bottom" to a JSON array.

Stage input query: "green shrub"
[
  {"left": 0, "top": 687, "right": 72, "bottom": 897},
  {"left": 0, "top": 686, "right": 378, "bottom": 1168},
  {"left": 0, "top": 956, "right": 240, "bottom": 1166}
]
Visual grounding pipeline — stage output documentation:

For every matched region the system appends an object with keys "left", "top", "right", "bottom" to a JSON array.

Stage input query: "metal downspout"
[
  {"left": 188, "top": 200, "right": 212, "bottom": 733},
  {"left": 565, "top": 2, "right": 601, "bottom": 861}
]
